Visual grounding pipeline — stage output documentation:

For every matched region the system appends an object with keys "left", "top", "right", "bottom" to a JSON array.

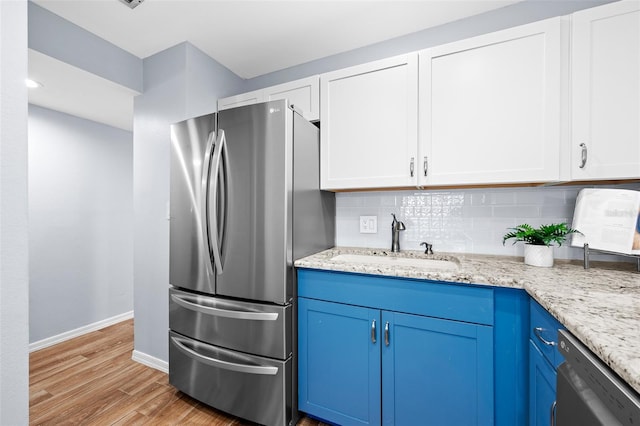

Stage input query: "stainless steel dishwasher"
[{"left": 556, "top": 329, "right": 640, "bottom": 425}]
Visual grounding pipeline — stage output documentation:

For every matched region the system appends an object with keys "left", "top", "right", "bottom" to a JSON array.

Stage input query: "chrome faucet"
[{"left": 390, "top": 214, "right": 406, "bottom": 252}]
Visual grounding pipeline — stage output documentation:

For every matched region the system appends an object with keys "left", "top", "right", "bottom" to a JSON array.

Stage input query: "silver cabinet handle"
[
  {"left": 371, "top": 320, "right": 376, "bottom": 344},
  {"left": 409, "top": 157, "right": 415, "bottom": 177},
  {"left": 579, "top": 143, "right": 588, "bottom": 168},
  {"left": 423, "top": 156, "right": 428, "bottom": 177},
  {"left": 384, "top": 322, "right": 390, "bottom": 346},
  {"left": 171, "top": 294, "right": 279, "bottom": 321},
  {"left": 171, "top": 336, "right": 278, "bottom": 375},
  {"left": 550, "top": 400, "right": 557, "bottom": 426},
  {"left": 534, "top": 327, "right": 556, "bottom": 346},
  {"left": 210, "top": 130, "right": 227, "bottom": 275}
]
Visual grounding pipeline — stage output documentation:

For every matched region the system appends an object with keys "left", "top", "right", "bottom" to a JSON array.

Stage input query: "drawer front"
[
  {"left": 530, "top": 299, "right": 564, "bottom": 368},
  {"left": 169, "top": 287, "right": 291, "bottom": 359},
  {"left": 298, "top": 269, "right": 494, "bottom": 325},
  {"left": 169, "top": 331, "right": 291, "bottom": 426}
]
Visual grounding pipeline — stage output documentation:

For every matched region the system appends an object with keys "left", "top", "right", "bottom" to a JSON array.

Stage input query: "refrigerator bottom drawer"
[{"left": 169, "top": 331, "right": 291, "bottom": 426}]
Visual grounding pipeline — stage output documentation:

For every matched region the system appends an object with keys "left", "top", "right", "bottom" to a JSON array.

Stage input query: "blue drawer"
[{"left": 529, "top": 299, "right": 565, "bottom": 368}]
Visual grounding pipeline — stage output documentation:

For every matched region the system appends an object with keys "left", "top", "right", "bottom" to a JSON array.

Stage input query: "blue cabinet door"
[
  {"left": 529, "top": 340, "right": 557, "bottom": 426},
  {"left": 298, "top": 297, "right": 381, "bottom": 426},
  {"left": 382, "top": 311, "right": 494, "bottom": 426}
]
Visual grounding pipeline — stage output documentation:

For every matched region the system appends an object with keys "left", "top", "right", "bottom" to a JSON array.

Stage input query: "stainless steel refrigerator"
[{"left": 168, "top": 100, "right": 335, "bottom": 426}]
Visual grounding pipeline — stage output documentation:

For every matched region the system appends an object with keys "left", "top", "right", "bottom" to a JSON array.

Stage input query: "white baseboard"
[
  {"left": 132, "top": 350, "right": 168, "bottom": 373},
  {"left": 29, "top": 311, "right": 134, "bottom": 352}
]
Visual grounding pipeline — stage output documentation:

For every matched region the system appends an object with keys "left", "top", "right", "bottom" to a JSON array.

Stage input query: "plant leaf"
[{"left": 503, "top": 222, "right": 581, "bottom": 247}]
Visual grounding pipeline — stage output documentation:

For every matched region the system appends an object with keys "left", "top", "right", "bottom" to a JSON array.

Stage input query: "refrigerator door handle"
[
  {"left": 170, "top": 293, "right": 279, "bottom": 321},
  {"left": 200, "top": 131, "right": 217, "bottom": 278},
  {"left": 209, "top": 129, "right": 226, "bottom": 275},
  {"left": 170, "top": 336, "right": 279, "bottom": 375}
]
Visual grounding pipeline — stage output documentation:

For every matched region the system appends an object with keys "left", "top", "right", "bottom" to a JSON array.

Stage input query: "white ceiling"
[
  {"left": 32, "top": 0, "right": 521, "bottom": 79},
  {"left": 28, "top": 0, "right": 522, "bottom": 131},
  {"left": 28, "top": 49, "right": 137, "bottom": 131}
]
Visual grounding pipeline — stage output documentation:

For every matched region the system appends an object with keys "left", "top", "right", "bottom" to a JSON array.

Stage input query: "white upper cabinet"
[
  {"left": 320, "top": 54, "right": 418, "bottom": 190},
  {"left": 217, "top": 89, "right": 263, "bottom": 111},
  {"left": 571, "top": 0, "right": 640, "bottom": 180},
  {"left": 419, "top": 17, "right": 567, "bottom": 186},
  {"left": 263, "top": 76, "right": 319, "bottom": 121},
  {"left": 218, "top": 76, "right": 320, "bottom": 121}
]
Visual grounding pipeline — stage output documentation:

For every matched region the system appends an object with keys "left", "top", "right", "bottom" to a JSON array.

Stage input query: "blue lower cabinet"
[
  {"left": 529, "top": 341, "right": 556, "bottom": 426},
  {"left": 297, "top": 269, "right": 528, "bottom": 426},
  {"left": 528, "top": 299, "right": 564, "bottom": 426},
  {"left": 298, "top": 297, "right": 495, "bottom": 426},
  {"left": 298, "top": 297, "right": 381, "bottom": 426},
  {"left": 382, "top": 311, "right": 494, "bottom": 426}
]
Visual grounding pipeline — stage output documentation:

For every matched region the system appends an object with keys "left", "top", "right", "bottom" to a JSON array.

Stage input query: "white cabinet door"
[
  {"left": 320, "top": 54, "right": 418, "bottom": 190},
  {"left": 264, "top": 76, "right": 319, "bottom": 121},
  {"left": 419, "top": 18, "right": 567, "bottom": 186},
  {"left": 571, "top": 0, "right": 640, "bottom": 180},
  {"left": 217, "top": 89, "right": 263, "bottom": 111}
]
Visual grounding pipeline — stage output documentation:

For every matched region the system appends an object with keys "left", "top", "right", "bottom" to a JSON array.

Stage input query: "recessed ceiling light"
[
  {"left": 25, "top": 79, "right": 43, "bottom": 89},
  {"left": 119, "top": 0, "right": 144, "bottom": 9}
]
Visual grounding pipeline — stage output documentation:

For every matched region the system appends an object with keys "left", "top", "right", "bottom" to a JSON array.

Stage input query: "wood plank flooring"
[{"left": 30, "top": 320, "right": 325, "bottom": 426}]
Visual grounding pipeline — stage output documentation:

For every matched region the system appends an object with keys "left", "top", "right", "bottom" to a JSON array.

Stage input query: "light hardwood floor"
[{"left": 30, "top": 319, "right": 324, "bottom": 426}]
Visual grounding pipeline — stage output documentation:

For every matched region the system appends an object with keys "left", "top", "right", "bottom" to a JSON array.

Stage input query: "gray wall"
[
  {"left": 0, "top": 1, "right": 29, "bottom": 424},
  {"left": 133, "top": 42, "right": 244, "bottom": 363},
  {"left": 28, "top": 2, "right": 142, "bottom": 92},
  {"left": 28, "top": 105, "right": 134, "bottom": 344}
]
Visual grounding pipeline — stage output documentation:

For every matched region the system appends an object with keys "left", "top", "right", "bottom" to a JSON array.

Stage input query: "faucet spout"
[{"left": 390, "top": 214, "right": 406, "bottom": 252}]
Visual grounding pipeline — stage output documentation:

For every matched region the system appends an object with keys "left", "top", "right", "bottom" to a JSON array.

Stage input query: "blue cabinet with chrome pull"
[
  {"left": 298, "top": 297, "right": 381, "bottom": 425},
  {"left": 297, "top": 269, "right": 501, "bottom": 426},
  {"left": 529, "top": 299, "right": 565, "bottom": 426}
]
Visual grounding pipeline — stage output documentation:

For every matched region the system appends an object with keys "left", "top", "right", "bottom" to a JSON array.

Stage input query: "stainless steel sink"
[{"left": 330, "top": 253, "right": 459, "bottom": 271}]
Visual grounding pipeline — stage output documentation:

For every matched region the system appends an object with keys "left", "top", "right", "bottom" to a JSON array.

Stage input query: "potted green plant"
[{"left": 503, "top": 223, "right": 581, "bottom": 267}]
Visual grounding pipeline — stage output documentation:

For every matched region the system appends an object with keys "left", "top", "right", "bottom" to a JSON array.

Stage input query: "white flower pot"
[{"left": 524, "top": 244, "right": 554, "bottom": 267}]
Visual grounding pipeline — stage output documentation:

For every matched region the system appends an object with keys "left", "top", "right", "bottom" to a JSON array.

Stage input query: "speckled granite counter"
[{"left": 295, "top": 246, "right": 640, "bottom": 395}]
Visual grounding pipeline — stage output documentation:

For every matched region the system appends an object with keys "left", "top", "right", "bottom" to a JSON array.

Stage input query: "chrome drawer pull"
[
  {"left": 171, "top": 336, "right": 278, "bottom": 375},
  {"left": 171, "top": 294, "right": 279, "bottom": 321},
  {"left": 534, "top": 327, "right": 556, "bottom": 346},
  {"left": 371, "top": 320, "right": 376, "bottom": 344}
]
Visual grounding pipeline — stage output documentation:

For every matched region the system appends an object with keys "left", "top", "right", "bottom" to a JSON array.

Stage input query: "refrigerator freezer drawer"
[
  {"left": 169, "top": 331, "right": 292, "bottom": 426},
  {"left": 169, "top": 287, "right": 291, "bottom": 359}
]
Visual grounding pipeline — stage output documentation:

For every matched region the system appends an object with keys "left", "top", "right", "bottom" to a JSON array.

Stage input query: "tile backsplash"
[{"left": 335, "top": 183, "right": 639, "bottom": 260}]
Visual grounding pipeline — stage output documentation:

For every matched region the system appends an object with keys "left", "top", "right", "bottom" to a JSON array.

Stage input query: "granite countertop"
[{"left": 295, "top": 246, "right": 640, "bottom": 395}]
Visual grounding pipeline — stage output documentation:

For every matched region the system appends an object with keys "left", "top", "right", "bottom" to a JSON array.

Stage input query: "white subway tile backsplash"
[
  {"left": 463, "top": 205, "right": 493, "bottom": 218},
  {"left": 489, "top": 191, "right": 517, "bottom": 205},
  {"left": 515, "top": 190, "right": 546, "bottom": 205},
  {"left": 492, "top": 205, "right": 541, "bottom": 218},
  {"left": 334, "top": 184, "right": 638, "bottom": 260},
  {"left": 540, "top": 204, "right": 573, "bottom": 219}
]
